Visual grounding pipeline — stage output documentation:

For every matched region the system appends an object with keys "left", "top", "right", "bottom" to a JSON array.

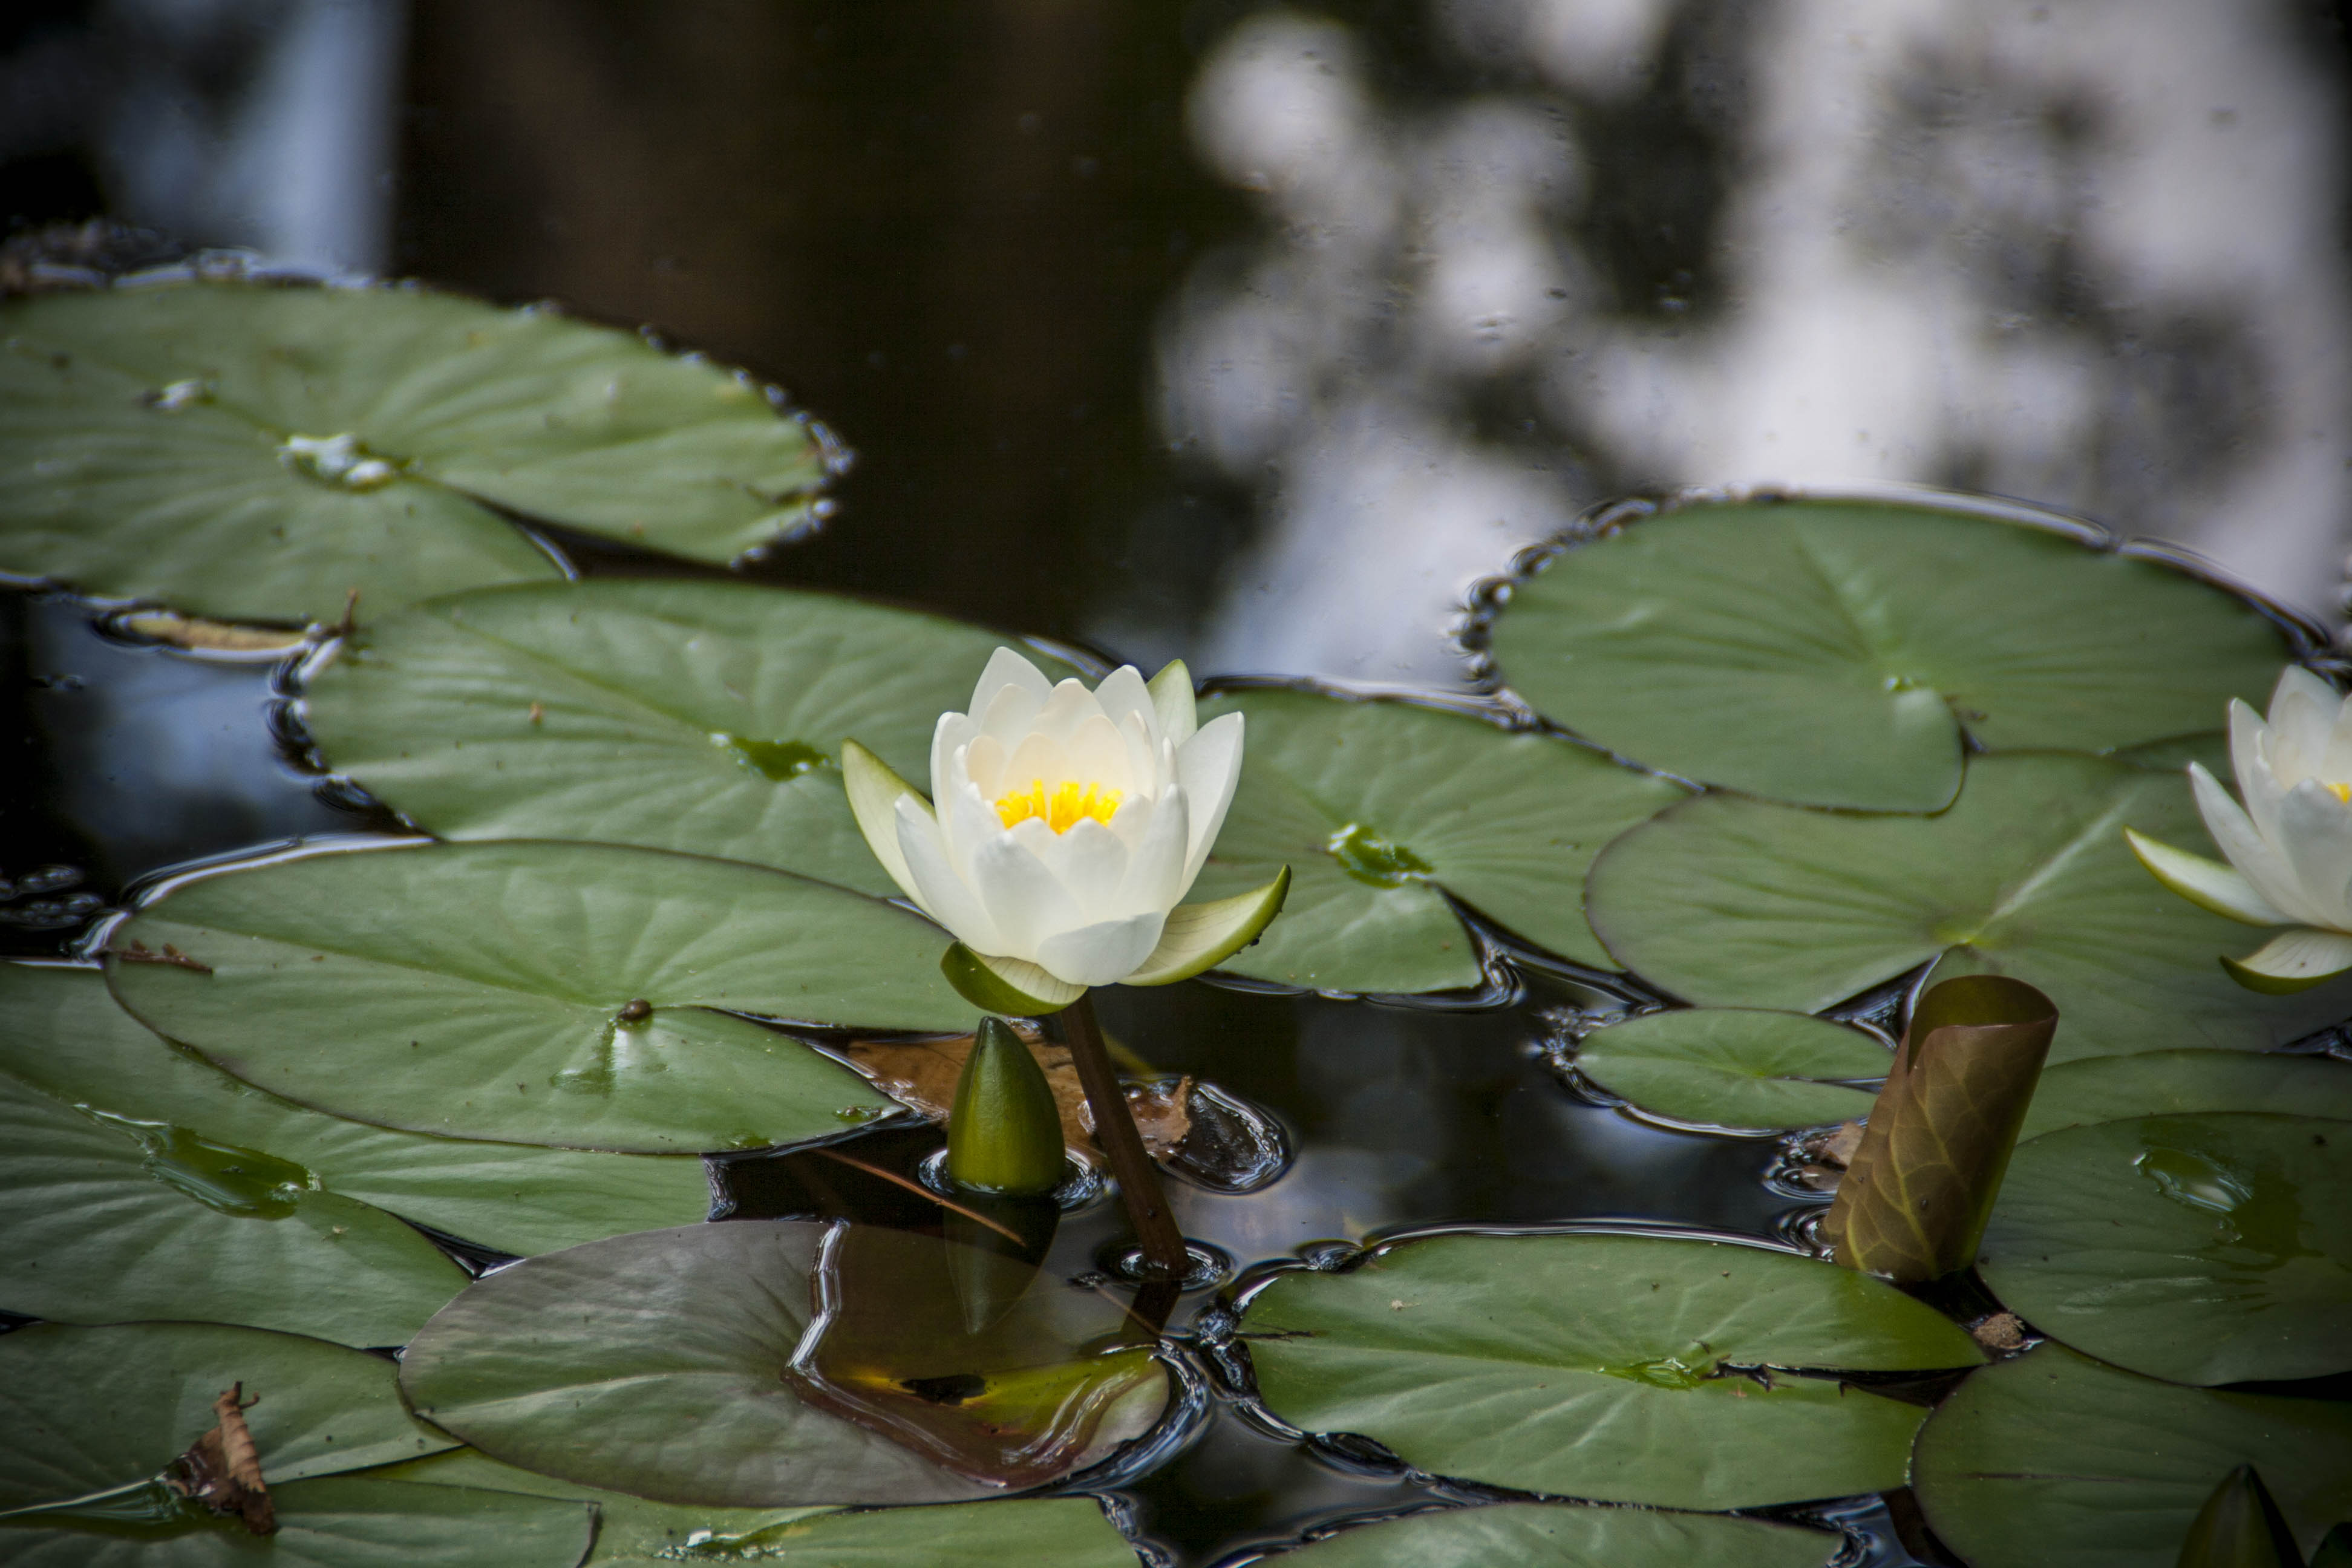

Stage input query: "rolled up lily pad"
[
  {"left": 1587, "top": 753, "right": 2349, "bottom": 1060},
  {"left": 105, "top": 841, "right": 965, "bottom": 1153},
  {"left": 1826, "top": 975, "right": 2057, "bottom": 1282},
  {"left": 1913, "top": 1344, "right": 2352, "bottom": 1568},
  {"left": 399, "top": 1221, "right": 1167, "bottom": 1506},
  {"left": 2020, "top": 1048, "right": 2352, "bottom": 1140},
  {"left": 0, "top": 1320, "right": 456, "bottom": 1513},
  {"left": 0, "top": 1041, "right": 466, "bottom": 1344},
  {"left": 301, "top": 581, "right": 1076, "bottom": 897},
  {"left": 1481, "top": 497, "right": 2287, "bottom": 811},
  {"left": 1241, "top": 1232, "right": 1982, "bottom": 1509},
  {"left": 1978, "top": 1112, "right": 2352, "bottom": 1384},
  {"left": 0, "top": 1475, "right": 595, "bottom": 1568},
  {"left": 1570, "top": 1008, "right": 1887, "bottom": 1131},
  {"left": 1186, "top": 688, "right": 1686, "bottom": 993},
  {"left": 0, "top": 964, "right": 710, "bottom": 1256},
  {"left": 370, "top": 1450, "right": 1138, "bottom": 1568},
  {"left": 0, "top": 279, "right": 834, "bottom": 624},
  {"left": 1269, "top": 1502, "right": 1835, "bottom": 1567}
]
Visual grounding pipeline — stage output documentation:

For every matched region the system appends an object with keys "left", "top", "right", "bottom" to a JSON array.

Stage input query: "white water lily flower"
[
  {"left": 2126, "top": 665, "right": 2352, "bottom": 993},
  {"left": 841, "top": 648, "right": 1288, "bottom": 1011}
]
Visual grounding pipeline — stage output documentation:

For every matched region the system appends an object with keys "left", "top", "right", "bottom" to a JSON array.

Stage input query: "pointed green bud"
[
  {"left": 2174, "top": 1465, "right": 2302, "bottom": 1568},
  {"left": 945, "top": 1017, "right": 1066, "bottom": 1196}
]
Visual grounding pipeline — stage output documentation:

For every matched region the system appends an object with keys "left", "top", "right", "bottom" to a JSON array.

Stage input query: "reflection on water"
[{"left": 1172, "top": 1, "right": 2352, "bottom": 684}]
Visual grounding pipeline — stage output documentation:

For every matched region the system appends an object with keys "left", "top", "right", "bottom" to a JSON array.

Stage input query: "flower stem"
[{"left": 1050, "top": 994, "right": 1190, "bottom": 1283}]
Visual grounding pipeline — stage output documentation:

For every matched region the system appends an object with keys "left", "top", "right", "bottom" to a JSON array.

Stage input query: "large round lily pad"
[
  {"left": 1586, "top": 753, "right": 2351, "bottom": 1060},
  {"left": 0, "top": 279, "right": 834, "bottom": 624},
  {"left": 1914, "top": 1344, "right": 2352, "bottom": 1568},
  {"left": 1241, "top": 1232, "right": 1982, "bottom": 1509},
  {"left": 300, "top": 580, "right": 1074, "bottom": 897},
  {"left": 1481, "top": 497, "right": 2288, "bottom": 811},
  {"left": 1186, "top": 688, "right": 1686, "bottom": 993},
  {"left": 0, "top": 1320, "right": 456, "bottom": 1512},
  {"left": 371, "top": 1451, "right": 1138, "bottom": 1568},
  {"left": 2020, "top": 1048, "right": 2352, "bottom": 1140},
  {"left": 1570, "top": 1008, "right": 1886, "bottom": 1131},
  {"left": 1, "top": 964, "right": 709, "bottom": 1256},
  {"left": 0, "top": 1478, "right": 596, "bottom": 1568},
  {"left": 1270, "top": 1502, "right": 1835, "bottom": 1567},
  {"left": 1979, "top": 1112, "right": 2352, "bottom": 1385},
  {"left": 105, "top": 841, "right": 968, "bottom": 1153},
  {"left": 0, "top": 1031, "right": 466, "bottom": 1344},
  {"left": 399, "top": 1221, "right": 1168, "bottom": 1506}
]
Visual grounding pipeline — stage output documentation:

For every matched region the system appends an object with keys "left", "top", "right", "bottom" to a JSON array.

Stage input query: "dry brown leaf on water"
[
  {"left": 165, "top": 1383, "right": 275, "bottom": 1535},
  {"left": 1824, "top": 975, "right": 2057, "bottom": 1282},
  {"left": 837, "top": 1033, "right": 1192, "bottom": 1165},
  {"left": 116, "top": 611, "right": 308, "bottom": 654},
  {"left": 1968, "top": 1312, "right": 2027, "bottom": 1352}
]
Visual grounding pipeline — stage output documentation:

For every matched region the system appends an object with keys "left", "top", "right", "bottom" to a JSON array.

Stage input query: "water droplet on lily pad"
[
  {"left": 279, "top": 432, "right": 403, "bottom": 491},
  {"left": 1325, "top": 821, "right": 1434, "bottom": 888},
  {"left": 711, "top": 733, "right": 834, "bottom": 782}
]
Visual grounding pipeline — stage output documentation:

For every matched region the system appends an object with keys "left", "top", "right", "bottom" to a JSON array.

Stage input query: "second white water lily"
[
  {"left": 843, "top": 647, "right": 1288, "bottom": 1010},
  {"left": 2127, "top": 665, "right": 2352, "bottom": 992}
]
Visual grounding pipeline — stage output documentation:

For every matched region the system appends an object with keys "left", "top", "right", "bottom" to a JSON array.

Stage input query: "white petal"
[
  {"left": 2276, "top": 781, "right": 2352, "bottom": 929},
  {"left": 2271, "top": 689, "right": 2332, "bottom": 788},
  {"left": 2229, "top": 697, "right": 2270, "bottom": 804},
  {"left": 930, "top": 713, "right": 979, "bottom": 804},
  {"left": 1031, "top": 679, "right": 1105, "bottom": 746},
  {"left": 1091, "top": 666, "right": 1157, "bottom": 749},
  {"left": 1036, "top": 815, "right": 1129, "bottom": 918},
  {"left": 840, "top": 740, "right": 926, "bottom": 903},
  {"left": 1067, "top": 713, "right": 1134, "bottom": 793},
  {"left": 942, "top": 776, "right": 1008, "bottom": 886},
  {"left": 895, "top": 795, "right": 1005, "bottom": 953},
  {"left": 970, "top": 827, "right": 1086, "bottom": 962},
  {"left": 2191, "top": 762, "right": 2328, "bottom": 926},
  {"left": 961, "top": 732, "right": 1006, "bottom": 801},
  {"left": 970, "top": 647, "right": 1053, "bottom": 722},
  {"left": 1117, "top": 782, "right": 1190, "bottom": 915},
  {"left": 2322, "top": 689, "right": 2352, "bottom": 786},
  {"left": 2268, "top": 664, "right": 2342, "bottom": 728},
  {"left": 1035, "top": 912, "right": 1168, "bottom": 987},
  {"left": 1002, "top": 730, "right": 1067, "bottom": 796},
  {"left": 1118, "top": 710, "right": 1160, "bottom": 801},
  {"left": 1175, "top": 711, "right": 1246, "bottom": 889},
  {"left": 976, "top": 680, "right": 1048, "bottom": 748}
]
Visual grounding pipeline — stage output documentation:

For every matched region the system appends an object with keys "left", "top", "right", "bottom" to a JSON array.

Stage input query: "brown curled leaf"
[
  {"left": 840, "top": 1031, "right": 1191, "bottom": 1168},
  {"left": 165, "top": 1382, "right": 275, "bottom": 1535},
  {"left": 1824, "top": 975, "right": 2057, "bottom": 1282}
]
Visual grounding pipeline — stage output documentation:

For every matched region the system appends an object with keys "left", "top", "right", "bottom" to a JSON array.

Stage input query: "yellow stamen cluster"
[
  {"left": 2330, "top": 782, "right": 2352, "bottom": 805},
  {"left": 995, "top": 779, "right": 1122, "bottom": 834}
]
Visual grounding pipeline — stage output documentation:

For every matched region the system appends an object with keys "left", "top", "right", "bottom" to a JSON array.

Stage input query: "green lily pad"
[
  {"left": 300, "top": 580, "right": 1073, "bottom": 897},
  {"left": 1481, "top": 497, "right": 2287, "bottom": 811},
  {"left": 1979, "top": 1113, "right": 2352, "bottom": 1384},
  {"left": 0, "top": 1320, "right": 456, "bottom": 1513},
  {"left": 1570, "top": 1008, "right": 1887, "bottom": 1130},
  {"left": 2020, "top": 1049, "right": 2352, "bottom": 1140},
  {"left": 1586, "top": 753, "right": 2350, "bottom": 1060},
  {"left": 1186, "top": 689, "right": 1686, "bottom": 993},
  {"left": 0, "top": 1478, "right": 596, "bottom": 1568},
  {"left": 370, "top": 1451, "right": 1139, "bottom": 1567},
  {"left": 1, "top": 964, "right": 708, "bottom": 1256},
  {"left": 105, "top": 840, "right": 967, "bottom": 1153},
  {"left": 0, "top": 1001, "right": 465, "bottom": 1343},
  {"left": 0, "top": 279, "right": 832, "bottom": 624},
  {"left": 1913, "top": 1344, "right": 2352, "bottom": 1568},
  {"left": 400, "top": 1221, "right": 1169, "bottom": 1506},
  {"left": 1270, "top": 1503, "right": 1835, "bottom": 1567},
  {"left": 1241, "top": 1232, "right": 1982, "bottom": 1509}
]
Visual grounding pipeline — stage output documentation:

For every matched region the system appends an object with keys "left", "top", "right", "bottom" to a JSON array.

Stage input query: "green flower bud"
[{"left": 946, "top": 1016, "right": 1066, "bottom": 1195}]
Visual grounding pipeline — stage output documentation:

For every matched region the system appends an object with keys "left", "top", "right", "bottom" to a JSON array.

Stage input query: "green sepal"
[
  {"left": 946, "top": 1018, "right": 1067, "bottom": 1196},
  {"left": 2221, "top": 928, "right": 2352, "bottom": 995},
  {"left": 2123, "top": 828, "right": 2285, "bottom": 927},
  {"left": 940, "top": 944, "right": 1085, "bottom": 1016},
  {"left": 1124, "top": 866, "right": 1292, "bottom": 987}
]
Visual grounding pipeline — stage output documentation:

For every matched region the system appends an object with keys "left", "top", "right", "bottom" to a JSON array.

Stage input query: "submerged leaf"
[
  {"left": 1826, "top": 975, "right": 2057, "bottom": 1282},
  {"left": 1270, "top": 1501, "right": 1837, "bottom": 1567}
]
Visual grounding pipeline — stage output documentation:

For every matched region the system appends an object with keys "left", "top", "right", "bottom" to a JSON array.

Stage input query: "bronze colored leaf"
[
  {"left": 1826, "top": 975, "right": 2057, "bottom": 1281},
  {"left": 840, "top": 1032, "right": 1189, "bottom": 1166},
  {"left": 2175, "top": 1465, "right": 2304, "bottom": 1568},
  {"left": 165, "top": 1382, "right": 276, "bottom": 1535}
]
